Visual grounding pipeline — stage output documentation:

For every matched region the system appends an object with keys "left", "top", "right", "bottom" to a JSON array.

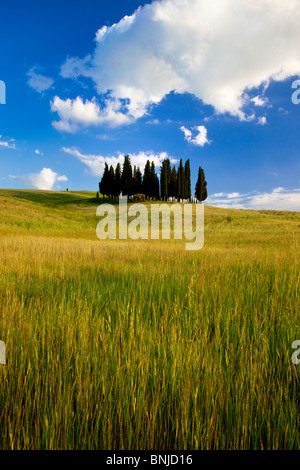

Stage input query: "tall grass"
[{"left": 0, "top": 190, "right": 299, "bottom": 449}]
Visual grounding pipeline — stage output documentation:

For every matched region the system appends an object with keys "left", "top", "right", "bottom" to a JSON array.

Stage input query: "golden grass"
[{"left": 0, "top": 189, "right": 299, "bottom": 449}]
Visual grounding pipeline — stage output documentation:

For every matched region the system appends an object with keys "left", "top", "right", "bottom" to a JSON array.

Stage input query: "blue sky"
[{"left": 0, "top": 0, "right": 300, "bottom": 210}]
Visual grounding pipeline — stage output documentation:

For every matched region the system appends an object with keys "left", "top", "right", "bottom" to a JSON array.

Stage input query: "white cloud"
[
  {"left": 35, "top": 149, "right": 44, "bottom": 156},
  {"left": 60, "top": 54, "right": 92, "bottom": 80},
  {"left": 96, "top": 134, "right": 117, "bottom": 141},
  {"left": 146, "top": 119, "right": 160, "bottom": 125},
  {"left": 278, "top": 107, "right": 289, "bottom": 115},
  {"left": 0, "top": 135, "right": 16, "bottom": 149},
  {"left": 27, "top": 67, "right": 54, "bottom": 93},
  {"left": 57, "top": 175, "right": 68, "bottom": 182},
  {"left": 62, "top": 147, "right": 178, "bottom": 177},
  {"left": 9, "top": 168, "right": 68, "bottom": 190},
  {"left": 207, "top": 187, "right": 300, "bottom": 211},
  {"left": 258, "top": 116, "right": 267, "bottom": 125},
  {"left": 180, "top": 126, "right": 192, "bottom": 141},
  {"left": 60, "top": 0, "right": 300, "bottom": 122},
  {"left": 51, "top": 96, "right": 133, "bottom": 132},
  {"left": 0, "top": 135, "right": 16, "bottom": 150},
  {"left": 180, "top": 125, "right": 211, "bottom": 146},
  {"left": 0, "top": 140, "right": 15, "bottom": 150},
  {"left": 251, "top": 95, "right": 267, "bottom": 106}
]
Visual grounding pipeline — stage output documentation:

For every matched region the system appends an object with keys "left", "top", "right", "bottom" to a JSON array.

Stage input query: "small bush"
[{"left": 133, "top": 193, "right": 146, "bottom": 202}]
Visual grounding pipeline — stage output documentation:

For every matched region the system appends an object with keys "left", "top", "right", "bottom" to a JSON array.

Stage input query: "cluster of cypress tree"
[
  {"left": 160, "top": 158, "right": 192, "bottom": 201},
  {"left": 99, "top": 154, "right": 207, "bottom": 202},
  {"left": 99, "top": 155, "right": 159, "bottom": 199},
  {"left": 99, "top": 162, "right": 122, "bottom": 197}
]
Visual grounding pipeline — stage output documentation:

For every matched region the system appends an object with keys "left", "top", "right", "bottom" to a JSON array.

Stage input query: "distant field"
[{"left": 0, "top": 189, "right": 299, "bottom": 450}]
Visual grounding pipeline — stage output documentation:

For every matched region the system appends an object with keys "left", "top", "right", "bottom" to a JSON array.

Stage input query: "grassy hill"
[
  {"left": 0, "top": 188, "right": 298, "bottom": 241},
  {"left": 0, "top": 189, "right": 299, "bottom": 449}
]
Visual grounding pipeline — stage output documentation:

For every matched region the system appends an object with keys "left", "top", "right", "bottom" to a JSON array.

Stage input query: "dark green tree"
[
  {"left": 195, "top": 166, "right": 208, "bottom": 202},
  {"left": 150, "top": 162, "right": 159, "bottom": 199},
  {"left": 170, "top": 166, "right": 177, "bottom": 199},
  {"left": 160, "top": 158, "right": 171, "bottom": 201},
  {"left": 115, "top": 163, "right": 122, "bottom": 196},
  {"left": 176, "top": 159, "right": 185, "bottom": 200},
  {"left": 99, "top": 163, "right": 110, "bottom": 196},
  {"left": 121, "top": 154, "right": 133, "bottom": 196},
  {"left": 143, "top": 160, "right": 152, "bottom": 198},
  {"left": 108, "top": 165, "right": 115, "bottom": 197},
  {"left": 136, "top": 167, "right": 143, "bottom": 194},
  {"left": 160, "top": 162, "right": 167, "bottom": 201},
  {"left": 184, "top": 159, "right": 191, "bottom": 201},
  {"left": 132, "top": 166, "right": 143, "bottom": 195},
  {"left": 132, "top": 166, "right": 138, "bottom": 195}
]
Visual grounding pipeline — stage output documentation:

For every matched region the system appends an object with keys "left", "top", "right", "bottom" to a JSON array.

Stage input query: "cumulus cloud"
[
  {"left": 62, "top": 147, "right": 178, "bottom": 177},
  {"left": 251, "top": 95, "right": 268, "bottom": 106},
  {"left": 258, "top": 116, "right": 267, "bottom": 125},
  {"left": 146, "top": 119, "right": 160, "bottom": 125},
  {"left": 180, "top": 125, "right": 211, "bottom": 146},
  {"left": 0, "top": 136, "right": 16, "bottom": 149},
  {"left": 96, "top": 133, "right": 117, "bottom": 141},
  {"left": 207, "top": 187, "right": 300, "bottom": 211},
  {"left": 227, "top": 192, "right": 241, "bottom": 199},
  {"left": 35, "top": 149, "right": 44, "bottom": 156},
  {"left": 51, "top": 96, "right": 133, "bottom": 132},
  {"left": 59, "top": 0, "right": 300, "bottom": 122},
  {"left": 9, "top": 168, "right": 68, "bottom": 190},
  {"left": 278, "top": 107, "right": 289, "bottom": 115},
  {"left": 27, "top": 67, "right": 54, "bottom": 93}
]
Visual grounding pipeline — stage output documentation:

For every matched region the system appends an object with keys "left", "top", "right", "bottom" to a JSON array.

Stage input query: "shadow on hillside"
[{"left": 4, "top": 190, "right": 102, "bottom": 207}]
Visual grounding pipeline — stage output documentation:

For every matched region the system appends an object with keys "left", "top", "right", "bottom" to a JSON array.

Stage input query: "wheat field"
[{"left": 0, "top": 189, "right": 299, "bottom": 450}]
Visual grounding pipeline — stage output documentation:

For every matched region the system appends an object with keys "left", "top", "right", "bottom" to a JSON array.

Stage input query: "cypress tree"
[
  {"left": 184, "top": 159, "right": 191, "bottom": 201},
  {"left": 143, "top": 160, "right": 152, "bottom": 198},
  {"left": 160, "top": 162, "right": 166, "bottom": 201},
  {"left": 121, "top": 154, "right": 133, "bottom": 196},
  {"left": 160, "top": 158, "right": 171, "bottom": 201},
  {"left": 100, "top": 163, "right": 109, "bottom": 196},
  {"left": 108, "top": 165, "right": 115, "bottom": 197},
  {"left": 133, "top": 166, "right": 138, "bottom": 195},
  {"left": 195, "top": 166, "right": 208, "bottom": 202},
  {"left": 150, "top": 162, "right": 159, "bottom": 199},
  {"left": 115, "top": 163, "right": 122, "bottom": 197},
  {"left": 176, "top": 166, "right": 180, "bottom": 200},
  {"left": 166, "top": 159, "right": 171, "bottom": 199},
  {"left": 176, "top": 159, "right": 185, "bottom": 200},
  {"left": 160, "top": 161, "right": 167, "bottom": 200},
  {"left": 170, "top": 165, "right": 177, "bottom": 199},
  {"left": 136, "top": 167, "right": 143, "bottom": 194},
  {"left": 133, "top": 165, "right": 143, "bottom": 195}
]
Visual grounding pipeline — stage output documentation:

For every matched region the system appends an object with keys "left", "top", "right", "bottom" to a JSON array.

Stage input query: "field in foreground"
[{"left": 0, "top": 189, "right": 299, "bottom": 450}]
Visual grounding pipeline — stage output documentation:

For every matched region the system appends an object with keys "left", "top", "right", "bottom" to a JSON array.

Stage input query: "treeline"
[{"left": 99, "top": 154, "right": 207, "bottom": 202}]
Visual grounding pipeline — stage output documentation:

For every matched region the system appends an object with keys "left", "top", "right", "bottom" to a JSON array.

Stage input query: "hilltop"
[{"left": 0, "top": 189, "right": 299, "bottom": 246}]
